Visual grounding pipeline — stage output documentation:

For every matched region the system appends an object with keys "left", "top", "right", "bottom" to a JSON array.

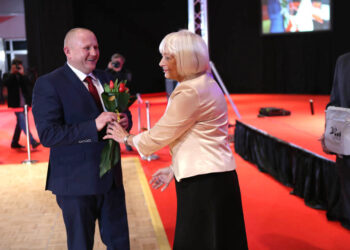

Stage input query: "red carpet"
[
  {"left": 1, "top": 94, "right": 349, "bottom": 249},
  {"left": 0, "top": 106, "right": 49, "bottom": 164}
]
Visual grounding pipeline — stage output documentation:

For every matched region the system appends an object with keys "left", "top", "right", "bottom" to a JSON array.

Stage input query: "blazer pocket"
[{"left": 78, "top": 139, "right": 92, "bottom": 143}]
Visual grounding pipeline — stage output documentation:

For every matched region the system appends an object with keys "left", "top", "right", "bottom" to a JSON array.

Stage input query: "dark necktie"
[{"left": 84, "top": 76, "right": 103, "bottom": 112}]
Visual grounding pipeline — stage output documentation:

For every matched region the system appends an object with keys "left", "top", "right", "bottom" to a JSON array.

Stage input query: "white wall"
[
  {"left": 0, "top": 0, "right": 24, "bottom": 15},
  {"left": 0, "top": 0, "right": 25, "bottom": 74},
  {"left": 0, "top": 15, "right": 26, "bottom": 39}
]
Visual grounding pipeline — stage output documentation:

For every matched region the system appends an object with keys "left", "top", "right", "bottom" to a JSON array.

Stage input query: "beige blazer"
[{"left": 134, "top": 73, "right": 236, "bottom": 181}]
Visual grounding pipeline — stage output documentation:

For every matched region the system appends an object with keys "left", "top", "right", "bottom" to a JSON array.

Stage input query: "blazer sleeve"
[
  {"left": 136, "top": 84, "right": 200, "bottom": 156},
  {"left": 32, "top": 76, "right": 99, "bottom": 147},
  {"left": 328, "top": 56, "right": 342, "bottom": 108},
  {"left": 328, "top": 53, "right": 350, "bottom": 108}
]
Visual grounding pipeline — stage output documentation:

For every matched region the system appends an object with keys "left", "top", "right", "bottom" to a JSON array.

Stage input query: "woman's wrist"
[
  {"left": 124, "top": 134, "right": 135, "bottom": 147},
  {"left": 123, "top": 134, "right": 130, "bottom": 144}
]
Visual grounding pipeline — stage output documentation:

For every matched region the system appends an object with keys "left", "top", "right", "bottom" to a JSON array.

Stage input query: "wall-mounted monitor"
[{"left": 261, "top": 0, "right": 331, "bottom": 35}]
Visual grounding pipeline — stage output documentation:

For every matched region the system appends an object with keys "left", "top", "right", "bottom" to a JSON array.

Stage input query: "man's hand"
[
  {"left": 319, "top": 133, "right": 332, "bottom": 154},
  {"left": 149, "top": 166, "right": 174, "bottom": 192},
  {"left": 107, "top": 61, "right": 114, "bottom": 70},
  {"left": 119, "top": 113, "right": 129, "bottom": 130},
  {"left": 95, "top": 112, "right": 119, "bottom": 131}
]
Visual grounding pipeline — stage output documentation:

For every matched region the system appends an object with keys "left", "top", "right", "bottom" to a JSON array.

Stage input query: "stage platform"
[
  {"left": 1, "top": 93, "right": 350, "bottom": 249},
  {"left": 232, "top": 94, "right": 346, "bottom": 227}
]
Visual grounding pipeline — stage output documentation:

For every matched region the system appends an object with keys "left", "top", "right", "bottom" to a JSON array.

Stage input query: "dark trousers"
[
  {"left": 336, "top": 156, "right": 350, "bottom": 229},
  {"left": 12, "top": 111, "right": 35, "bottom": 145},
  {"left": 56, "top": 184, "right": 130, "bottom": 250},
  {"left": 0, "top": 84, "right": 4, "bottom": 104}
]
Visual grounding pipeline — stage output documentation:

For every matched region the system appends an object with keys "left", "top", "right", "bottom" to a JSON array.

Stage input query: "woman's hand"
[
  {"left": 103, "top": 121, "right": 128, "bottom": 144},
  {"left": 149, "top": 166, "right": 174, "bottom": 191}
]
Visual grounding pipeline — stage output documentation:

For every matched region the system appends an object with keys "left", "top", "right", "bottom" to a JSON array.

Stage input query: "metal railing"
[
  {"left": 0, "top": 105, "right": 37, "bottom": 165},
  {"left": 136, "top": 94, "right": 159, "bottom": 162}
]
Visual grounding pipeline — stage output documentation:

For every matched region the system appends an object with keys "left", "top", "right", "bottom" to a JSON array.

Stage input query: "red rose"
[{"left": 109, "top": 80, "right": 114, "bottom": 89}]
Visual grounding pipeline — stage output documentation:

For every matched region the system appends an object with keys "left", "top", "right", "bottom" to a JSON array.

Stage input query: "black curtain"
[
  {"left": 24, "top": 0, "right": 74, "bottom": 77},
  {"left": 208, "top": 1, "right": 350, "bottom": 94},
  {"left": 24, "top": 0, "right": 350, "bottom": 94},
  {"left": 24, "top": 0, "right": 187, "bottom": 94}
]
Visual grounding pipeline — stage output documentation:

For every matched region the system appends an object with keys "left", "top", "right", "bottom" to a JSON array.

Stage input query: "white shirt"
[{"left": 67, "top": 62, "right": 106, "bottom": 111}]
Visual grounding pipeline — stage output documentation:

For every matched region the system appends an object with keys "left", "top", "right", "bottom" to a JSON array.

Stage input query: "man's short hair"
[
  {"left": 11, "top": 58, "right": 23, "bottom": 65},
  {"left": 64, "top": 27, "right": 94, "bottom": 48},
  {"left": 111, "top": 53, "right": 125, "bottom": 62},
  {"left": 159, "top": 29, "right": 210, "bottom": 77}
]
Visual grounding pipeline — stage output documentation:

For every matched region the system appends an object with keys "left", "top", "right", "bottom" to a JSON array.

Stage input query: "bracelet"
[{"left": 123, "top": 134, "right": 131, "bottom": 145}]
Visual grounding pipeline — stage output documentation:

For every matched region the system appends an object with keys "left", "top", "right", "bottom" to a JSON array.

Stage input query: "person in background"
[
  {"left": 106, "top": 53, "right": 133, "bottom": 151},
  {"left": 0, "top": 70, "right": 5, "bottom": 104},
  {"left": 322, "top": 52, "right": 350, "bottom": 230},
  {"left": 3, "top": 59, "right": 40, "bottom": 149},
  {"left": 267, "top": 0, "right": 285, "bottom": 33},
  {"left": 104, "top": 30, "right": 248, "bottom": 250},
  {"left": 32, "top": 28, "right": 131, "bottom": 250},
  {"left": 106, "top": 53, "right": 132, "bottom": 92}
]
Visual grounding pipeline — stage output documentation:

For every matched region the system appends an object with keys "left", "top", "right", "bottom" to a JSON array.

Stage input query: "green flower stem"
[{"left": 99, "top": 139, "right": 120, "bottom": 178}]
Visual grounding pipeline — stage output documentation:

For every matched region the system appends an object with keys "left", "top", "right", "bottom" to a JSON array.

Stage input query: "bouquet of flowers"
[{"left": 99, "top": 79, "right": 134, "bottom": 177}]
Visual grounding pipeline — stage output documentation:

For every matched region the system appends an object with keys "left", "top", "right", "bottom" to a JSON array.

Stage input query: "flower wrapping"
[{"left": 99, "top": 79, "right": 133, "bottom": 177}]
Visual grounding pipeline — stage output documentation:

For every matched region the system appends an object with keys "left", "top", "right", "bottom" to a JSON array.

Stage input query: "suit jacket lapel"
[{"left": 62, "top": 64, "right": 100, "bottom": 113}]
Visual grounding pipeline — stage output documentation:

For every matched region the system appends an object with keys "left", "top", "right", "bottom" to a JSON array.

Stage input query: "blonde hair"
[{"left": 159, "top": 30, "right": 210, "bottom": 77}]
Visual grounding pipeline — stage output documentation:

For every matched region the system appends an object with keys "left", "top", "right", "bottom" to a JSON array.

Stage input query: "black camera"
[
  {"left": 112, "top": 61, "right": 121, "bottom": 68},
  {"left": 15, "top": 64, "right": 21, "bottom": 70}
]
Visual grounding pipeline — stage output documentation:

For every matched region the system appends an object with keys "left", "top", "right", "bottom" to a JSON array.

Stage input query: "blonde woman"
[{"left": 104, "top": 30, "right": 248, "bottom": 249}]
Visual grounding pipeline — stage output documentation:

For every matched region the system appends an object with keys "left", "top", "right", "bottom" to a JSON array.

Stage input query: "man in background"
[
  {"left": 0, "top": 69, "right": 4, "bottom": 104},
  {"left": 3, "top": 59, "right": 40, "bottom": 149},
  {"left": 106, "top": 53, "right": 132, "bottom": 91},
  {"left": 323, "top": 52, "right": 350, "bottom": 230}
]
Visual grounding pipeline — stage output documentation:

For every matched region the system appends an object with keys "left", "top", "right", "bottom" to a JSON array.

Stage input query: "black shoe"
[
  {"left": 125, "top": 144, "right": 133, "bottom": 151},
  {"left": 11, "top": 143, "right": 25, "bottom": 149},
  {"left": 341, "top": 220, "right": 350, "bottom": 230},
  {"left": 32, "top": 141, "right": 41, "bottom": 149}
]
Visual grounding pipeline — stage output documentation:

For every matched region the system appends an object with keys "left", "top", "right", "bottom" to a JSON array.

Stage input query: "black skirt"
[{"left": 174, "top": 170, "right": 248, "bottom": 250}]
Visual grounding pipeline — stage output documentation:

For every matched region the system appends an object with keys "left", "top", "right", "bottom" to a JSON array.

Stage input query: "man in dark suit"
[
  {"left": 3, "top": 58, "right": 40, "bottom": 149},
  {"left": 32, "top": 28, "right": 131, "bottom": 249},
  {"left": 324, "top": 52, "right": 350, "bottom": 230}
]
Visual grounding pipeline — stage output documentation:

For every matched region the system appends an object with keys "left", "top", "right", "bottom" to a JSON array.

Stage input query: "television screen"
[{"left": 261, "top": 0, "right": 331, "bottom": 35}]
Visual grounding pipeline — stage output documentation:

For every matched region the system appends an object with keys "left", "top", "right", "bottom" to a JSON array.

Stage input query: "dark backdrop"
[
  {"left": 24, "top": 0, "right": 187, "bottom": 94},
  {"left": 24, "top": 0, "right": 350, "bottom": 94},
  {"left": 209, "top": 1, "right": 350, "bottom": 94}
]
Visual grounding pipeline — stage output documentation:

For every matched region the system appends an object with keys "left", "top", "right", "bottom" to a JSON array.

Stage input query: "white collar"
[{"left": 67, "top": 62, "right": 97, "bottom": 82}]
